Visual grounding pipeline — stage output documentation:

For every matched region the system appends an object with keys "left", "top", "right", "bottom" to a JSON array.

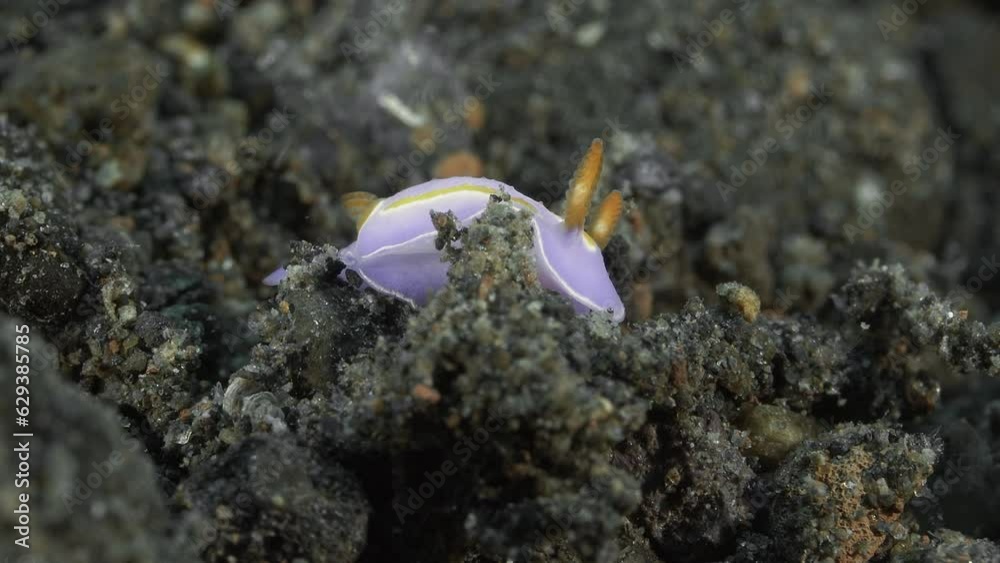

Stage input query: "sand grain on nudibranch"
[{"left": 265, "top": 139, "right": 626, "bottom": 322}]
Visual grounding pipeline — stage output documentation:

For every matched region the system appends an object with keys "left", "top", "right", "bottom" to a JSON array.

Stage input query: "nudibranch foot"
[{"left": 262, "top": 267, "right": 288, "bottom": 286}]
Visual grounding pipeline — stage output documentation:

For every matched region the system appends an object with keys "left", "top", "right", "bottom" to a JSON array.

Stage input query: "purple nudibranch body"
[{"left": 265, "top": 140, "right": 626, "bottom": 323}]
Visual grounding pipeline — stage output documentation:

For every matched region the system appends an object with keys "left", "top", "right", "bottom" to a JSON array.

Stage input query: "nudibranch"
[{"left": 265, "top": 139, "right": 626, "bottom": 322}]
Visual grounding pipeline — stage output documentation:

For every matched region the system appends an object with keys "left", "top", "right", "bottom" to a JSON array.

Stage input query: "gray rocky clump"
[
  {"left": 0, "top": 0, "right": 998, "bottom": 562},
  {"left": 0, "top": 316, "right": 196, "bottom": 563}
]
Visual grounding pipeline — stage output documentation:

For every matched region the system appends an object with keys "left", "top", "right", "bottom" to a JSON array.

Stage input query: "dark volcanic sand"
[{"left": 1, "top": 1, "right": 999, "bottom": 562}]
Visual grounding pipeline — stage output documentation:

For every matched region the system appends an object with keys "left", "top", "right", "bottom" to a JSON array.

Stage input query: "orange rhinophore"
[
  {"left": 563, "top": 138, "right": 604, "bottom": 230},
  {"left": 588, "top": 190, "right": 623, "bottom": 249},
  {"left": 342, "top": 191, "right": 382, "bottom": 230}
]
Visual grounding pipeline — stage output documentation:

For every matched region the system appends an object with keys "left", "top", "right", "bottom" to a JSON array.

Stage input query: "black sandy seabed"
[{"left": 1, "top": 1, "right": 999, "bottom": 562}]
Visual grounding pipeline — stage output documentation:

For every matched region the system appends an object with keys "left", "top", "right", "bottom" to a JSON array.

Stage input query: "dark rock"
[
  {"left": 0, "top": 315, "right": 194, "bottom": 563},
  {"left": 176, "top": 435, "right": 370, "bottom": 563}
]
